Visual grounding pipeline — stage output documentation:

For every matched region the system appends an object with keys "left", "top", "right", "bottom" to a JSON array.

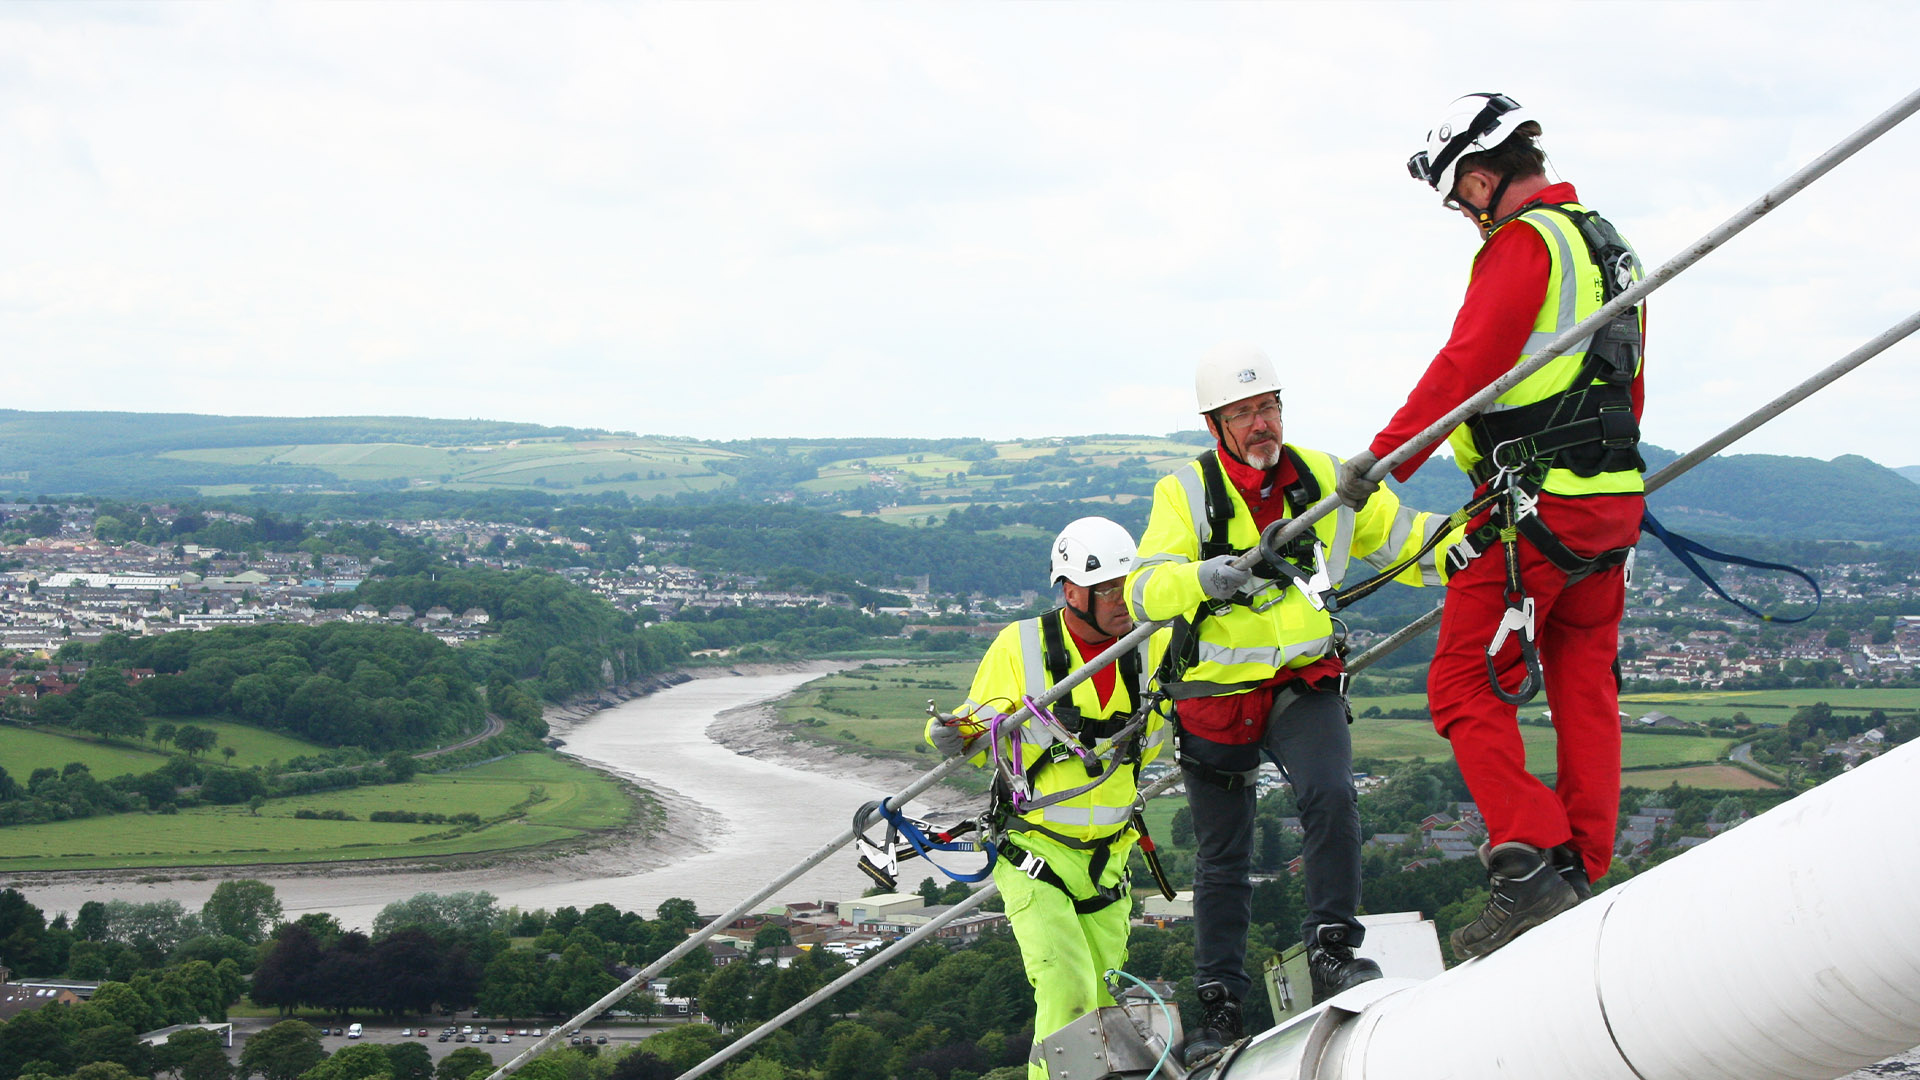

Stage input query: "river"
[{"left": 8, "top": 669, "right": 895, "bottom": 930}]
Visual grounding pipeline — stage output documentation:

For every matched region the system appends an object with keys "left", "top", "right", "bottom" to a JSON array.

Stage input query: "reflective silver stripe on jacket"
[
  {"left": 1191, "top": 634, "right": 1334, "bottom": 672},
  {"left": 1487, "top": 208, "right": 1590, "bottom": 412},
  {"left": 1038, "top": 803, "right": 1134, "bottom": 828}
]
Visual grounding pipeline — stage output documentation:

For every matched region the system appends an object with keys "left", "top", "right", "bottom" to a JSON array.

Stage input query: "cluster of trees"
[
  {"left": 53, "top": 624, "right": 491, "bottom": 751},
  {"left": 316, "top": 568, "right": 681, "bottom": 704},
  {"left": 1744, "top": 702, "right": 1919, "bottom": 776}
]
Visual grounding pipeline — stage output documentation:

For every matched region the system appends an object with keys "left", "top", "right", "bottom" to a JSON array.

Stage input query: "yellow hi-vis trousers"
[{"left": 996, "top": 841, "right": 1133, "bottom": 1080}]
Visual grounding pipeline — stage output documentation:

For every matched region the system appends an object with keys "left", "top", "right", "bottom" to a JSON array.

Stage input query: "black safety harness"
[
  {"left": 1433, "top": 202, "right": 1649, "bottom": 704},
  {"left": 993, "top": 608, "right": 1174, "bottom": 911},
  {"left": 866, "top": 607, "right": 1176, "bottom": 909},
  {"left": 1160, "top": 449, "right": 1361, "bottom": 792}
]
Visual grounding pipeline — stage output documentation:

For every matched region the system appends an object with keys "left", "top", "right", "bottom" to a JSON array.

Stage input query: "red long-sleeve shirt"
[{"left": 1368, "top": 182, "right": 1646, "bottom": 482}]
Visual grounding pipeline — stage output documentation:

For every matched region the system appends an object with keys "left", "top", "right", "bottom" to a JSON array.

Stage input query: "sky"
[{"left": 3, "top": 2, "right": 1917, "bottom": 465}]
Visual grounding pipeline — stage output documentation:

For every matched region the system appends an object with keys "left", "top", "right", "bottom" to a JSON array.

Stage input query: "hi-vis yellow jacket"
[
  {"left": 925, "top": 610, "right": 1170, "bottom": 853},
  {"left": 1127, "top": 445, "right": 1457, "bottom": 698},
  {"left": 1447, "top": 201, "right": 1646, "bottom": 499}
]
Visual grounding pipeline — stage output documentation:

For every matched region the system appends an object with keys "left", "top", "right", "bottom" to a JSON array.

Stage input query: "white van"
[{"left": 347, "top": 1024, "right": 363, "bottom": 1039}]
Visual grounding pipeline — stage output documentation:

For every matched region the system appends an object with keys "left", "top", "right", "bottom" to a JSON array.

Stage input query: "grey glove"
[
  {"left": 1336, "top": 450, "right": 1381, "bottom": 507},
  {"left": 1197, "top": 554, "right": 1252, "bottom": 601},
  {"left": 930, "top": 723, "right": 969, "bottom": 758}
]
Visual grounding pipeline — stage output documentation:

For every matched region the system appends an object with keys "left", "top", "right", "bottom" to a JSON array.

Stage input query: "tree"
[
  {"left": 654, "top": 898, "right": 698, "bottom": 932},
  {"left": 182, "top": 1047, "right": 234, "bottom": 1080},
  {"left": 79, "top": 693, "right": 145, "bottom": 741},
  {"left": 751, "top": 925, "right": 791, "bottom": 958},
  {"left": 434, "top": 1048, "right": 494, "bottom": 1080},
  {"left": 251, "top": 923, "right": 323, "bottom": 1016},
  {"left": 477, "top": 949, "right": 543, "bottom": 1021},
  {"left": 201, "top": 880, "right": 283, "bottom": 945},
  {"left": 0, "top": 889, "right": 50, "bottom": 975},
  {"left": 368, "top": 928, "right": 445, "bottom": 1018},
  {"left": 821, "top": 1022, "right": 888, "bottom": 1080},
  {"left": 298, "top": 1043, "right": 391, "bottom": 1080},
  {"left": 236, "top": 1020, "right": 324, "bottom": 1080},
  {"left": 384, "top": 1043, "right": 432, "bottom": 1080},
  {"left": 607, "top": 1052, "right": 675, "bottom": 1080},
  {"left": 372, "top": 892, "right": 502, "bottom": 941},
  {"left": 173, "top": 726, "right": 218, "bottom": 757}
]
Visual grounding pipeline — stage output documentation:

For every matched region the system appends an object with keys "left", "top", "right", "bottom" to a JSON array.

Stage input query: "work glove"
[
  {"left": 1197, "top": 554, "right": 1252, "bottom": 601},
  {"left": 929, "top": 722, "right": 970, "bottom": 758},
  {"left": 1336, "top": 450, "right": 1381, "bottom": 507}
]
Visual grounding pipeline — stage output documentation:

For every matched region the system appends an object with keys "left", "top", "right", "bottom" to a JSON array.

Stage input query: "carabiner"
[{"left": 1485, "top": 597, "right": 1544, "bottom": 706}]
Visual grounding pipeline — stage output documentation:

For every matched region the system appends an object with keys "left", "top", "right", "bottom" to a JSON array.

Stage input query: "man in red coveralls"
[{"left": 1337, "top": 93, "right": 1648, "bottom": 959}]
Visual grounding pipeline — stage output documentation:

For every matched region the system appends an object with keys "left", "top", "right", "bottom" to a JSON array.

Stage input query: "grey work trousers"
[{"left": 1180, "top": 683, "right": 1362, "bottom": 1002}]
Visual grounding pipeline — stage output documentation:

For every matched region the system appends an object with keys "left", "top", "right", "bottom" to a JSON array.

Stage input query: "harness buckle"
[
  {"left": 1487, "top": 596, "right": 1535, "bottom": 658},
  {"left": 1597, "top": 403, "right": 1638, "bottom": 449},
  {"left": 1020, "top": 851, "right": 1047, "bottom": 880}
]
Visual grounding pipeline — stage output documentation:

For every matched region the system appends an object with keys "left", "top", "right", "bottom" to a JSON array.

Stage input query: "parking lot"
[{"left": 223, "top": 1016, "right": 658, "bottom": 1068}]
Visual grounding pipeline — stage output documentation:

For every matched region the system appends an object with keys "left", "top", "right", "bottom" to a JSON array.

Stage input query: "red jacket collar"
[
  {"left": 1216, "top": 439, "right": 1297, "bottom": 498},
  {"left": 1515, "top": 181, "right": 1579, "bottom": 215}
]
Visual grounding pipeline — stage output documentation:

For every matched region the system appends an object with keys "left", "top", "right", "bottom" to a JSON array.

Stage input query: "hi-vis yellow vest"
[
  {"left": 929, "top": 611, "right": 1170, "bottom": 846},
  {"left": 1446, "top": 202, "right": 1646, "bottom": 498},
  {"left": 1127, "top": 445, "right": 1454, "bottom": 697}
]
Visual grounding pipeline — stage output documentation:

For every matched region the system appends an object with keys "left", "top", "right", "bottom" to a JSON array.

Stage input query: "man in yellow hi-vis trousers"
[{"left": 928, "top": 516, "right": 1170, "bottom": 1080}]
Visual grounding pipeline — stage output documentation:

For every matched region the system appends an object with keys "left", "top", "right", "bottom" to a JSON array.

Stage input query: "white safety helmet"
[
  {"left": 1407, "top": 92, "right": 1533, "bottom": 200},
  {"left": 1050, "top": 517, "right": 1136, "bottom": 588},
  {"left": 1194, "top": 342, "right": 1283, "bottom": 415}
]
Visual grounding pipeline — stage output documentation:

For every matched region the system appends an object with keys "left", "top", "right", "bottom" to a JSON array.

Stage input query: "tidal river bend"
[{"left": 12, "top": 669, "right": 898, "bottom": 930}]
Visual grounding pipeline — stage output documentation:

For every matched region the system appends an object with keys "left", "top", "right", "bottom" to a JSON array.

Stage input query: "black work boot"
[
  {"left": 1450, "top": 842, "right": 1581, "bottom": 960},
  {"left": 1178, "top": 980, "right": 1242, "bottom": 1067},
  {"left": 1306, "top": 924, "right": 1383, "bottom": 1004},
  {"left": 1550, "top": 844, "right": 1594, "bottom": 901}
]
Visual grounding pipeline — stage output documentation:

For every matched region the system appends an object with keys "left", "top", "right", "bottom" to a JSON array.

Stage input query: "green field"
[
  {"left": 0, "top": 727, "right": 171, "bottom": 778},
  {"left": 1, "top": 718, "right": 339, "bottom": 778},
  {"left": 0, "top": 752, "right": 641, "bottom": 872},
  {"left": 162, "top": 436, "right": 748, "bottom": 498},
  {"left": 773, "top": 661, "right": 980, "bottom": 759}
]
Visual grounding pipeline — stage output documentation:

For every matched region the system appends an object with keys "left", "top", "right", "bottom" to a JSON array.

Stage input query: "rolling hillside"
[{"left": 1, "top": 409, "right": 1915, "bottom": 542}]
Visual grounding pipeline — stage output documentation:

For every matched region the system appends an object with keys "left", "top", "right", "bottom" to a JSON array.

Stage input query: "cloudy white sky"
[{"left": 3, "top": 2, "right": 1916, "bottom": 463}]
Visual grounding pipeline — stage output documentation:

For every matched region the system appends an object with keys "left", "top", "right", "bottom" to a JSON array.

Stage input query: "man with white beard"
[{"left": 1126, "top": 343, "right": 1460, "bottom": 1063}]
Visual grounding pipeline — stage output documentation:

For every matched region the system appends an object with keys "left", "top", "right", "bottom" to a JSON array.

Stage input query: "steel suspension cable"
[
  {"left": 1339, "top": 307, "right": 1920, "bottom": 676},
  {"left": 485, "top": 86, "right": 1918, "bottom": 1080}
]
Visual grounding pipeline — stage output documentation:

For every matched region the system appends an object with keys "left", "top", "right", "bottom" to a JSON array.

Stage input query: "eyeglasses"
[
  {"left": 1219, "top": 399, "right": 1282, "bottom": 428},
  {"left": 1091, "top": 583, "right": 1125, "bottom": 601}
]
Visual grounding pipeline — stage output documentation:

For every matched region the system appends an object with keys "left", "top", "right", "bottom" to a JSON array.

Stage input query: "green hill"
[{"left": 1, "top": 409, "right": 1915, "bottom": 543}]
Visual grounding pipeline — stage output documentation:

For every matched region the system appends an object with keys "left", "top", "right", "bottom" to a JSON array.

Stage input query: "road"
[{"left": 416, "top": 712, "right": 507, "bottom": 759}]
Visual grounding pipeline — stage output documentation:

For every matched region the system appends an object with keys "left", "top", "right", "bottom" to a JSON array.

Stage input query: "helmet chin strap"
[
  {"left": 1062, "top": 588, "right": 1107, "bottom": 641},
  {"left": 1460, "top": 169, "right": 1520, "bottom": 237},
  {"left": 1211, "top": 411, "right": 1279, "bottom": 475}
]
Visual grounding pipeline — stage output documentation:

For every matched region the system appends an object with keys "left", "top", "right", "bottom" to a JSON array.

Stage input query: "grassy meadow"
[
  {"left": 0, "top": 752, "right": 639, "bottom": 872},
  {"left": 0, "top": 727, "right": 171, "bottom": 778}
]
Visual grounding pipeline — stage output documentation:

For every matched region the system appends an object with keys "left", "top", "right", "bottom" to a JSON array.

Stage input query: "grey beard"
[{"left": 1243, "top": 441, "right": 1282, "bottom": 470}]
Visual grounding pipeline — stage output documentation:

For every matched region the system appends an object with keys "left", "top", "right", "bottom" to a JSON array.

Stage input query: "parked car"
[
  {"left": 479, "top": 1026, "right": 489, "bottom": 1035},
  {"left": 597, "top": 1036, "right": 607, "bottom": 1044},
  {"left": 455, "top": 1035, "right": 467, "bottom": 1043},
  {"left": 486, "top": 1035, "right": 497, "bottom": 1044},
  {"left": 462, "top": 1026, "right": 473, "bottom": 1035},
  {"left": 347, "top": 1024, "right": 363, "bottom": 1040},
  {"left": 438, "top": 1036, "right": 449, "bottom": 1044},
  {"left": 501, "top": 1036, "right": 513, "bottom": 1044},
  {"left": 400, "top": 1028, "right": 412, "bottom": 1037},
  {"left": 531, "top": 1028, "right": 543, "bottom": 1037}
]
